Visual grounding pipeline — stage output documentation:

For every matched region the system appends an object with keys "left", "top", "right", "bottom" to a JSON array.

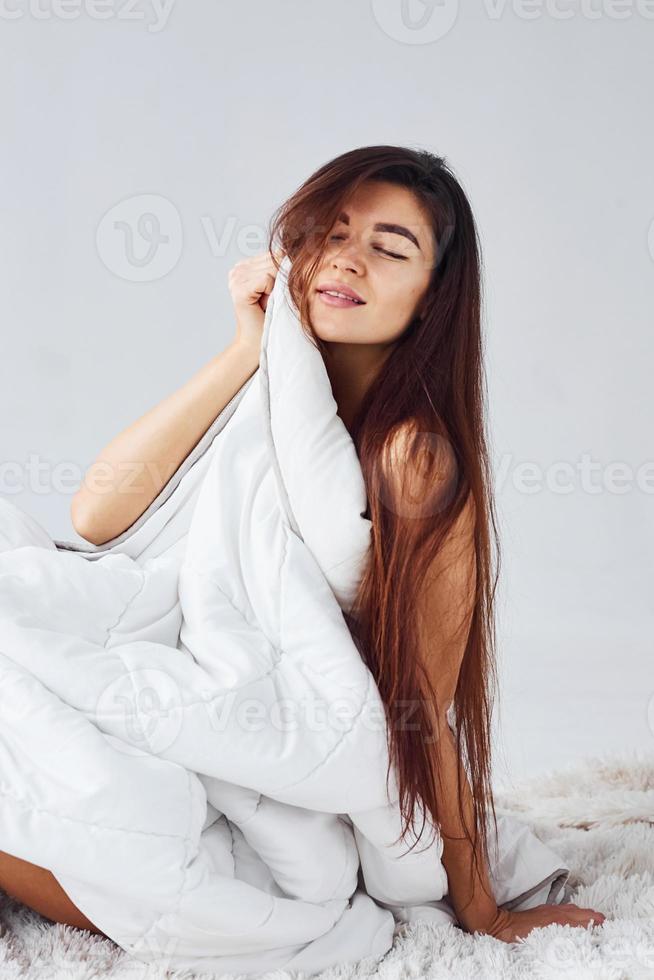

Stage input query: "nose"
[{"left": 329, "top": 236, "right": 364, "bottom": 276}]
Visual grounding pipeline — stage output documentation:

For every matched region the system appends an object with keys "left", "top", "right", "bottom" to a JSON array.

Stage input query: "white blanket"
[{"left": 0, "top": 255, "right": 570, "bottom": 977}]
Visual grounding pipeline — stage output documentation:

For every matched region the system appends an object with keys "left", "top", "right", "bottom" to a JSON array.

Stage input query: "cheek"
[
  {"left": 375, "top": 277, "right": 427, "bottom": 338},
  {"left": 383, "top": 281, "right": 421, "bottom": 322}
]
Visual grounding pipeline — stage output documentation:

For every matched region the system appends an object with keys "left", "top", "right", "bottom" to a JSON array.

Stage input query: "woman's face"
[{"left": 307, "top": 179, "right": 437, "bottom": 347}]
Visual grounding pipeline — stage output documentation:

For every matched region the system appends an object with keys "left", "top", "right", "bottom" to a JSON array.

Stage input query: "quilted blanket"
[{"left": 0, "top": 255, "right": 571, "bottom": 977}]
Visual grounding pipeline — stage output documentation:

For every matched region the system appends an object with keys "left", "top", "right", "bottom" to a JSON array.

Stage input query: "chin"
[
  {"left": 308, "top": 300, "right": 360, "bottom": 341},
  {"left": 310, "top": 317, "right": 357, "bottom": 344}
]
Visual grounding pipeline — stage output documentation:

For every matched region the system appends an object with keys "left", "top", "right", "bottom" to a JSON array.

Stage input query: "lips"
[{"left": 316, "top": 281, "right": 366, "bottom": 304}]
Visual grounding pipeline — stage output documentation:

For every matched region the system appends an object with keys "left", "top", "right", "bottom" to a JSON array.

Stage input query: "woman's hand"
[
  {"left": 478, "top": 902, "right": 606, "bottom": 943},
  {"left": 228, "top": 250, "right": 284, "bottom": 353}
]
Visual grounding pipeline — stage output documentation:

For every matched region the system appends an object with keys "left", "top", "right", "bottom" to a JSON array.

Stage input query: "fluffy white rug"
[{"left": 1, "top": 748, "right": 652, "bottom": 979}]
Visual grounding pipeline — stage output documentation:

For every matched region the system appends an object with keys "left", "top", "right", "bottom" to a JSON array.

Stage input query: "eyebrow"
[{"left": 337, "top": 211, "right": 422, "bottom": 251}]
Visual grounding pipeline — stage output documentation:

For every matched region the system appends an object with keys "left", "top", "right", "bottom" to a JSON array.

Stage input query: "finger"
[
  {"left": 571, "top": 912, "right": 603, "bottom": 928},
  {"left": 245, "top": 273, "right": 275, "bottom": 307},
  {"left": 564, "top": 908, "right": 594, "bottom": 922},
  {"left": 577, "top": 907, "right": 604, "bottom": 920},
  {"left": 259, "top": 275, "right": 275, "bottom": 308},
  {"left": 553, "top": 910, "right": 589, "bottom": 927}
]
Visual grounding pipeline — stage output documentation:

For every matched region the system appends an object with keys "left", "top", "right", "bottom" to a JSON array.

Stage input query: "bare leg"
[{"left": 0, "top": 850, "right": 106, "bottom": 936}]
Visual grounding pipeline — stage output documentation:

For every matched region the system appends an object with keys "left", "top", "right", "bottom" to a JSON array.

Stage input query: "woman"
[{"left": 1, "top": 145, "right": 605, "bottom": 945}]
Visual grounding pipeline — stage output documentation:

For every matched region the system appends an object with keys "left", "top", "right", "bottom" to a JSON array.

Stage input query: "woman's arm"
[
  {"left": 71, "top": 340, "right": 260, "bottom": 546},
  {"left": 71, "top": 251, "right": 280, "bottom": 546},
  {"left": 414, "top": 492, "right": 498, "bottom": 932},
  {"left": 430, "top": 711, "right": 500, "bottom": 932},
  {"left": 427, "top": 648, "right": 606, "bottom": 939},
  {"left": 417, "top": 490, "right": 605, "bottom": 940}
]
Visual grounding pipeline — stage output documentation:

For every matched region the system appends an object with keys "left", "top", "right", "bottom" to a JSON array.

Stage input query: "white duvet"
[{"left": 0, "top": 255, "right": 571, "bottom": 977}]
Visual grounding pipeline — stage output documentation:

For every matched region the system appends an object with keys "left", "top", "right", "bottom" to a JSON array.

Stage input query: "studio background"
[{"left": 2, "top": 0, "right": 652, "bottom": 782}]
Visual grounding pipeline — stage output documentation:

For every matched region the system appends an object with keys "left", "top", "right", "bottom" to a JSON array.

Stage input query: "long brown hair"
[{"left": 266, "top": 145, "right": 501, "bottom": 888}]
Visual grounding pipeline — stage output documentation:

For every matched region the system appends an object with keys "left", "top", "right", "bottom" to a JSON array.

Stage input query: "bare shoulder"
[{"left": 379, "top": 419, "right": 465, "bottom": 520}]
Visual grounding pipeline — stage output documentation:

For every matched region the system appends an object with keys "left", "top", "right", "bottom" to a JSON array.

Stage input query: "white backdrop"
[{"left": 1, "top": 0, "right": 652, "bottom": 779}]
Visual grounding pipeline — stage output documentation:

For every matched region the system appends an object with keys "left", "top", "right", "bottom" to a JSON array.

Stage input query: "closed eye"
[{"left": 329, "top": 234, "right": 408, "bottom": 261}]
